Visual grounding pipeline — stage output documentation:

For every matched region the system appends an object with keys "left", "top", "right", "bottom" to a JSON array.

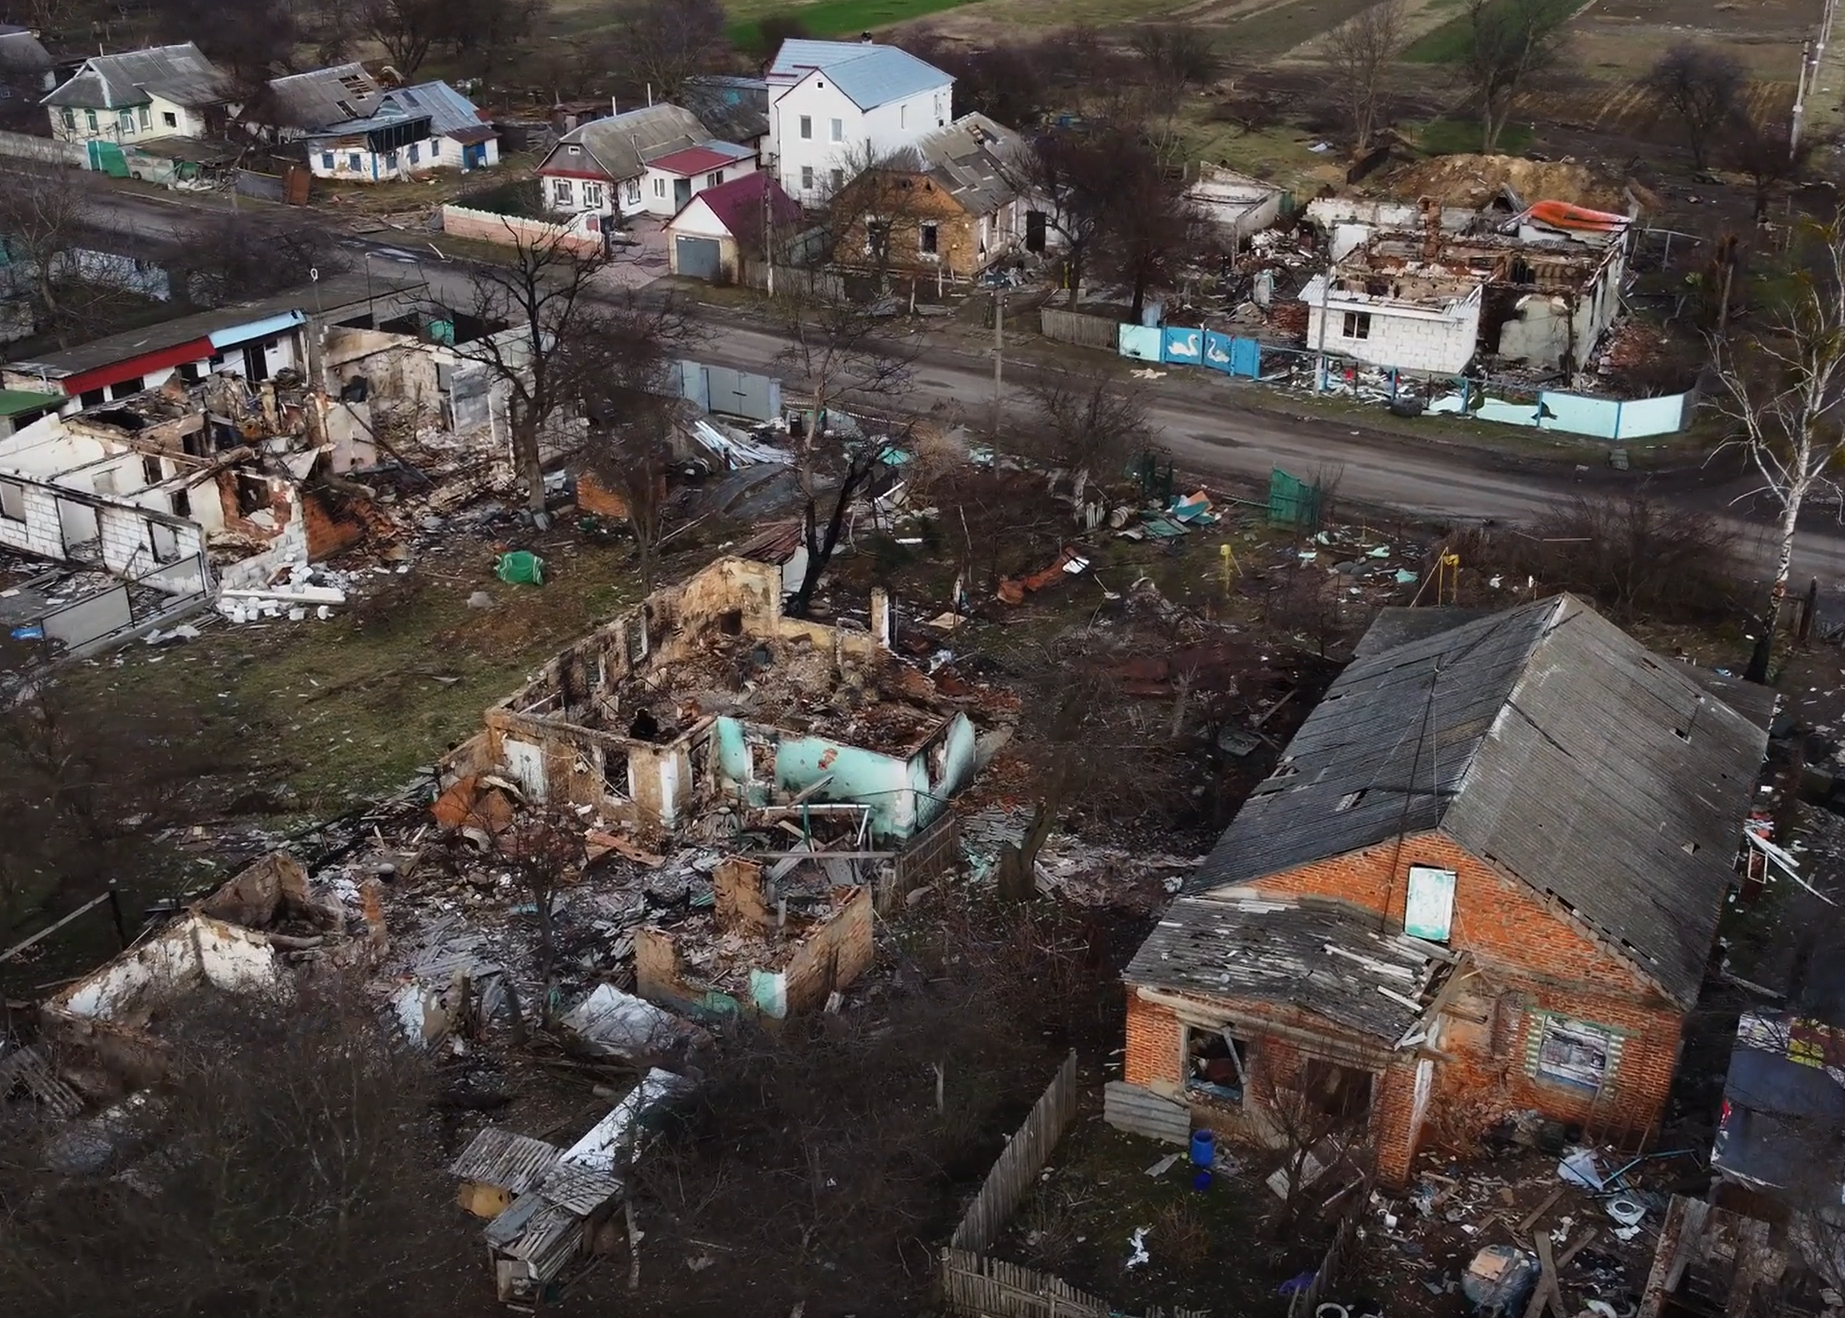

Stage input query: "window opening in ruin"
[{"left": 1184, "top": 1025, "right": 1247, "bottom": 1104}]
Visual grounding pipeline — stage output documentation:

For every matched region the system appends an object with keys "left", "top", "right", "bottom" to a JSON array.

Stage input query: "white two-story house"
[
  {"left": 44, "top": 43, "right": 231, "bottom": 147},
  {"left": 765, "top": 38, "right": 952, "bottom": 205}
]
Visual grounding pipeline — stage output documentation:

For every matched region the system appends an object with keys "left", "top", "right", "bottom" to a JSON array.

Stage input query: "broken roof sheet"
[
  {"left": 884, "top": 112, "right": 1021, "bottom": 218},
  {"left": 264, "top": 62, "right": 384, "bottom": 130},
  {"left": 1716, "top": 1013, "right": 1845, "bottom": 1190},
  {"left": 1185, "top": 594, "right": 1770, "bottom": 1007},
  {"left": 681, "top": 74, "right": 768, "bottom": 144},
  {"left": 449, "top": 1126, "right": 563, "bottom": 1194},
  {"left": 1124, "top": 896, "right": 1434, "bottom": 1040}
]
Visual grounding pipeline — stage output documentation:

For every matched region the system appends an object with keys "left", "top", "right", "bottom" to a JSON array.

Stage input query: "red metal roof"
[
  {"left": 60, "top": 338, "right": 214, "bottom": 396},
  {"left": 670, "top": 172, "right": 800, "bottom": 237},
  {"left": 648, "top": 146, "right": 738, "bottom": 176}
]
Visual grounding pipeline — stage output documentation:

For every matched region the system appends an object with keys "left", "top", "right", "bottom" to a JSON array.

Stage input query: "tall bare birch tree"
[{"left": 1710, "top": 220, "right": 1845, "bottom": 683}]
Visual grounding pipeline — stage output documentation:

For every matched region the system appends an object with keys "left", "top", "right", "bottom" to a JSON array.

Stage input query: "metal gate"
[{"left": 675, "top": 235, "right": 721, "bottom": 280}]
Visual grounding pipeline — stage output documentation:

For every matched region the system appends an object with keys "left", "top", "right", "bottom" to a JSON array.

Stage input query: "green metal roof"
[{"left": 0, "top": 389, "right": 62, "bottom": 418}]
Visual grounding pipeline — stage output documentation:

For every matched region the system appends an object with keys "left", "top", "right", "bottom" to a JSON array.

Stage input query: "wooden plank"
[
  {"left": 1534, "top": 1229, "right": 1565, "bottom": 1318},
  {"left": 1518, "top": 1187, "right": 1566, "bottom": 1234},
  {"left": 1556, "top": 1227, "right": 1598, "bottom": 1269}
]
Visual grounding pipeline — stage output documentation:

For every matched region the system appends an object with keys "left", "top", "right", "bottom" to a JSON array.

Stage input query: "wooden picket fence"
[
  {"left": 1038, "top": 307, "right": 1121, "bottom": 352},
  {"left": 940, "top": 1052, "right": 1209, "bottom": 1318}
]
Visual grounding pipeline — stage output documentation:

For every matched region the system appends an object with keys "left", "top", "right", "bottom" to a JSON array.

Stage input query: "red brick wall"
[
  {"left": 1125, "top": 992, "right": 1183, "bottom": 1089},
  {"left": 1130, "top": 830, "right": 1696, "bottom": 1177}
]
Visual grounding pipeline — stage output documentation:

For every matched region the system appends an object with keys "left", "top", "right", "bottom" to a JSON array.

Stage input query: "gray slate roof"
[
  {"left": 884, "top": 112, "right": 1022, "bottom": 218},
  {"left": 768, "top": 39, "right": 950, "bottom": 111},
  {"left": 0, "top": 26, "right": 52, "bottom": 74},
  {"left": 264, "top": 62, "right": 383, "bottom": 130},
  {"left": 1184, "top": 594, "right": 1769, "bottom": 1007},
  {"left": 297, "top": 79, "right": 491, "bottom": 142},
  {"left": 541, "top": 103, "right": 709, "bottom": 184},
  {"left": 44, "top": 42, "right": 227, "bottom": 109},
  {"left": 1125, "top": 896, "right": 1435, "bottom": 1040}
]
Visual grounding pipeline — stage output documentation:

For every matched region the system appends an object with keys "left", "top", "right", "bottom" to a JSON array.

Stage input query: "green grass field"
[
  {"left": 723, "top": 0, "right": 983, "bottom": 47},
  {"left": 1415, "top": 116, "right": 1532, "bottom": 154}
]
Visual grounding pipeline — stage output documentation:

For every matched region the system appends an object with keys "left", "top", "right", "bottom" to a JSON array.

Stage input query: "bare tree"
[
  {"left": 1322, "top": 0, "right": 1409, "bottom": 156},
  {"left": 1244, "top": 1043, "right": 1374, "bottom": 1232},
  {"left": 359, "top": 0, "right": 455, "bottom": 75},
  {"left": 148, "top": 0, "right": 301, "bottom": 86},
  {"left": 185, "top": 210, "right": 348, "bottom": 306},
  {"left": 0, "top": 162, "right": 150, "bottom": 349},
  {"left": 1003, "top": 124, "right": 1148, "bottom": 308},
  {"left": 611, "top": 0, "right": 728, "bottom": 105},
  {"left": 495, "top": 807, "right": 587, "bottom": 1016},
  {"left": 1708, "top": 219, "right": 1845, "bottom": 684},
  {"left": 1728, "top": 117, "right": 1814, "bottom": 225},
  {"left": 896, "top": 30, "right": 1050, "bottom": 128},
  {"left": 774, "top": 293, "right": 917, "bottom": 617},
  {"left": 447, "top": 224, "right": 690, "bottom": 516},
  {"left": 1459, "top": 0, "right": 1574, "bottom": 153},
  {"left": 1026, "top": 367, "right": 1154, "bottom": 504},
  {"left": 582, "top": 377, "right": 678, "bottom": 591},
  {"left": 0, "top": 984, "right": 472, "bottom": 1317},
  {"left": 1641, "top": 43, "right": 1746, "bottom": 170},
  {"left": 1098, "top": 153, "right": 1200, "bottom": 323},
  {"left": 446, "top": 0, "right": 544, "bottom": 81}
]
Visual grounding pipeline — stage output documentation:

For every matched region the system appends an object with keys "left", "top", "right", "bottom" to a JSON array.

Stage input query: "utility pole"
[{"left": 990, "top": 286, "right": 1004, "bottom": 438}]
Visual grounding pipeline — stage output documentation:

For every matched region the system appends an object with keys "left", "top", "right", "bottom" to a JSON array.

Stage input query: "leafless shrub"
[
  {"left": 1452, "top": 489, "right": 1741, "bottom": 624},
  {"left": 0, "top": 982, "right": 470, "bottom": 1317}
]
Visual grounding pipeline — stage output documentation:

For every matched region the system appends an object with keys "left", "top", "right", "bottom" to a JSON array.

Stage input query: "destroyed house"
[
  {"left": 1121, "top": 595, "right": 1772, "bottom": 1185},
  {"left": 1300, "top": 199, "right": 1630, "bottom": 376},
  {"left": 443, "top": 556, "right": 977, "bottom": 842}
]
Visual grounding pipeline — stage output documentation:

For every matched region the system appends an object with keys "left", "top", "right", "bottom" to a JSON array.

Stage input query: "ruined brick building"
[{"left": 1120, "top": 596, "right": 1772, "bottom": 1184}]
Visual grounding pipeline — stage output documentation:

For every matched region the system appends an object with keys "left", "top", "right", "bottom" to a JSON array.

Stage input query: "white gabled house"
[
  {"left": 764, "top": 38, "right": 952, "bottom": 205},
  {"left": 44, "top": 43, "right": 231, "bottom": 147},
  {"left": 536, "top": 103, "right": 756, "bottom": 223}
]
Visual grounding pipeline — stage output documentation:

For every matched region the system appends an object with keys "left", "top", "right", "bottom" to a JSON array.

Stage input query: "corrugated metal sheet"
[
  {"left": 265, "top": 63, "right": 384, "bottom": 130},
  {"left": 450, "top": 1126, "right": 562, "bottom": 1193},
  {"left": 1102, "top": 1081, "right": 1188, "bottom": 1145},
  {"left": 1125, "top": 897, "right": 1432, "bottom": 1040},
  {"left": 536, "top": 1165, "right": 623, "bottom": 1215},
  {"left": 1185, "top": 595, "right": 1769, "bottom": 1007}
]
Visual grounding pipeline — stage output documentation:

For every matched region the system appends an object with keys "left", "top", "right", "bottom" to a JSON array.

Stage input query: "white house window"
[
  {"left": 801, "top": 165, "right": 814, "bottom": 191},
  {"left": 705, "top": 170, "right": 723, "bottom": 188},
  {"left": 0, "top": 480, "right": 24, "bottom": 522},
  {"left": 137, "top": 105, "right": 149, "bottom": 130},
  {"left": 553, "top": 177, "right": 575, "bottom": 205},
  {"left": 85, "top": 109, "right": 97, "bottom": 132},
  {"left": 1342, "top": 311, "right": 1372, "bottom": 340},
  {"left": 653, "top": 176, "right": 666, "bottom": 198},
  {"left": 830, "top": 167, "right": 843, "bottom": 191},
  {"left": 118, "top": 108, "right": 133, "bottom": 134},
  {"left": 321, "top": 151, "right": 334, "bottom": 170},
  {"left": 799, "top": 114, "right": 812, "bottom": 139},
  {"left": 429, "top": 140, "right": 439, "bottom": 157},
  {"left": 60, "top": 108, "right": 73, "bottom": 130},
  {"left": 899, "top": 104, "right": 907, "bottom": 129},
  {"left": 347, "top": 153, "right": 361, "bottom": 170},
  {"left": 583, "top": 182, "right": 603, "bottom": 207},
  {"left": 162, "top": 111, "right": 177, "bottom": 128},
  {"left": 919, "top": 222, "right": 938, "bottom": 255},
  {"left": 408, "top": 142, "right": 420, "bottom": 164},
  {"left": 829, "top": 117, "right": 843, "bottom": 142},
  {"left": 1531, "top": 1014, "right": 1616, "bottom": 1091},
  {"left": 624, "top": 180, "right": 640, "bottom": 204}
]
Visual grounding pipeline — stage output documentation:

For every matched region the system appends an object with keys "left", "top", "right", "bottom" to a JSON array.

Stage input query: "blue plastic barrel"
[{"left": 1189, "top": 1129, "right": 1214, "bottom": 1168}]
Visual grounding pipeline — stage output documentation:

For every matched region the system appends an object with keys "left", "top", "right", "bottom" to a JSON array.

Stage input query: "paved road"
[{"left": 57, "top": 181, "right": 1845, "bottom": 585}]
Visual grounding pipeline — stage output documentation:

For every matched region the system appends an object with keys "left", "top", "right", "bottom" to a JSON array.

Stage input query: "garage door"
[{"left": 675, "top": 236, "right": 721, "bottom": 281}]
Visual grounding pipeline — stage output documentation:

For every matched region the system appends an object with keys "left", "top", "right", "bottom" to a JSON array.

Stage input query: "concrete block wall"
[
  {"left": 1310, "top": 306, "right": 1477, "bottom": 374},
  {"left": 0, "top": 481, "right": 70, "bottom": 558},
  {"left": 97, "top": 504, "right": 154, "bottom": 576}
]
